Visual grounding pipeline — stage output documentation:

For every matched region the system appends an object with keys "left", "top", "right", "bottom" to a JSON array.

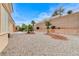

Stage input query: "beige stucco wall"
[
  {"left": 0, "top": 33, "right": 8, "bottom": 53},
  {"left": 35, "top": 13, "right": 79, "bottom": 34},
  {"left": 50, "top": 13, "right": 79, "bottom": 29},
  {"left": 49, "top": 29, "right": 79, "bottom": 35},
  {"left": 0, "top": 4, "right": 1, "bottom": 32},
  {"left": 0, "top": 3, "right": 15, "bottom": 53},
  {"left": 0, "top": 3, "right": 15, "bottom": 33},
  {"left": 1, "top": 4, "right": 9, "bottom": 33},
  {"left": 8, "top": 18, "right": 13, "bottom": 32},
  {"left": 34, "top": 22, "right": 47, "bottom": 32}
]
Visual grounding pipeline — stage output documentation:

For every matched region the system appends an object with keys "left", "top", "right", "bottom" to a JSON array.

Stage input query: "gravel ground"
[{"left": 0, "top": 32, "right": 79, "bottom": 56}]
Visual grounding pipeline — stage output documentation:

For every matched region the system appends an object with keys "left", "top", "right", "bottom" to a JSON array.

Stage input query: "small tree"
[
  {"left": 45, "top": 21, "right": 51, "bottom": 34},
  {"left": 31, "top": 20, "right": 35, "bottom": 32},
  {"left": 21, "top": 24, "right": 26, "bottom": 31},
  {"left": 27, "top": 24, "right": 33, "bottom": 33},
  {"left": 24, "top": 26, "right": 28, "bottom": 31},
  {"left": 16, "top": 24, "right": 27, "bottom": 32},
  {"left": 67, "top": 10, "right": 73, "bottom": 14}
]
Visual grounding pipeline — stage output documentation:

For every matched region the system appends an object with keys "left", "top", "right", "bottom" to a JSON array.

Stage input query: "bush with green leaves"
[
  {"left": 28, "top": 24, "right": 33, "bottom": 31},
  {"left": 22, "top": 24, "right": 27, "bottom": 31},
  {"left": 16, "top": 24, "right": 27, "bottom": 31}
]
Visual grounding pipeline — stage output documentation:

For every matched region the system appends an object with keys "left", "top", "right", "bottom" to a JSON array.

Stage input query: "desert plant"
[
  {"left": 52, "top": 7, "right": 64, "bottom": 16},
  {"left": 45, "top": 21, "right": 51, "bottom": 34},
  {"left": 58, "top": 7, "right": 64, "bottom": 15},
  {"left": 52, "top": 10, "right": 59, "bottom": 16}
]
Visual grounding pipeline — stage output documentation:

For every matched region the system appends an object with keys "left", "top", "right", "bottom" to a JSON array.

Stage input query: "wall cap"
[{"left": 0, "top": 32, "right": 9, "bottom": 36}]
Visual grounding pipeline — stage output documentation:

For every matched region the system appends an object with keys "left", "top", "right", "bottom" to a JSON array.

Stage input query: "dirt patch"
[
  {"left": 48, "top": 33, "right": 68, "bottom": 40},
  {"left": 26, "top": 32, "right": 35, "bottom": 34}
]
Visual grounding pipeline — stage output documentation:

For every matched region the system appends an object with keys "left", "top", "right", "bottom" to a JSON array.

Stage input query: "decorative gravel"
[{"left": 0, "top": 32, "right": 79, "bottom": 56}]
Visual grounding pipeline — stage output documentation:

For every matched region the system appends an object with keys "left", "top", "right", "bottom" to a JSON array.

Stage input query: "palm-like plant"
[
  {"left": 58, "top": 7, "right": 64, "bottom": 15},
  {"left": 31, "top": 20, "right": 35, "bottom": 32},
  {"left": 52, "top": 10, "right": 59, "bottom": 16},
  {"left": 27, "top": 24, "right": 33, "bottom": 33},
  {"left": 45, "top": 21, "right": 51, "bottom": 34},
  {"left": 52, "top": 6, "right": 64, "bottom": 16}
]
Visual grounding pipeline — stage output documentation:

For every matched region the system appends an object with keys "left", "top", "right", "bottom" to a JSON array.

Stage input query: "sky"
[{"left": 12, "top": 3, "right": 79, "bottom": 25}]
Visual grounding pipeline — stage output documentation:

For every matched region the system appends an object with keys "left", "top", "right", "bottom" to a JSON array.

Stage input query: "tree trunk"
[
  {"left": 32, "top": 25, "right": 34, "bottom": 32},
  {"left": 47, "top": 29, "right": 49, "bottom": 34}
]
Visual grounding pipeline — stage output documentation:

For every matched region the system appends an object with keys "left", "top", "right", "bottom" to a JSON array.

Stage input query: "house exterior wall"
[
  {"left": 0, "top": 4, "right": 1, "bottom": 32},
  {"left": 8, "top": 18, "right": 13, "bottom": 32},
  {"left": 0, "top": 3, "right": 16, "bottom": 33},
  {"left": 0, "top": 3, "right": 16, "bottom": 52},
  {"left": 8, "top": 14, "right": 16, "bottom": 32},
  {"left": 34, "top": 13, "right": 79, "bottom": 34},
  {"left": 13, "top": 24, "right": 16, "bottom": 32},
  {"left": 1, "top": 5, "right": 9, "bottom": 32}
]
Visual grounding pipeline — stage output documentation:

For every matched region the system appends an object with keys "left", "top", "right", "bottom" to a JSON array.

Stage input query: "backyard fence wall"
[{"left": 50, "top": 29, "right": 79, "bottom": 35}]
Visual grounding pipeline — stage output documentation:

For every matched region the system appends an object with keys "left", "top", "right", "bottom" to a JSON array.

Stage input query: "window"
[{"left": 36, "top": 27, "right": 40, "bottom": 30}]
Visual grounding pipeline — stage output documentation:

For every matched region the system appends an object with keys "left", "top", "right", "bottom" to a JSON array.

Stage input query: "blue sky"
[{"left": 12, "top": 3, "right": 79, "bottom": 25}]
